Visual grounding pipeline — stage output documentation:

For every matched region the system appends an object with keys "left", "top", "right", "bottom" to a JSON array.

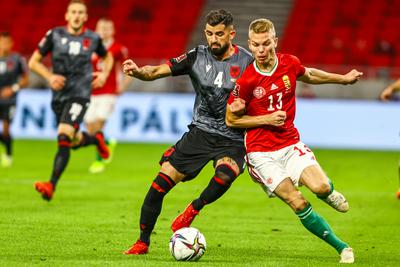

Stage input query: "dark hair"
[
  {"left": 0, "top": 32, "right": 11, "bottom": 37},
  {"left": 206, "top": 9, "right": 233, "bottom": 27}
]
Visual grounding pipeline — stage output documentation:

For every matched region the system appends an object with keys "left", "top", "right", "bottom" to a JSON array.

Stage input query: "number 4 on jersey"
[{"left": 214, "top": 71, "right": 223, "bottom": 88}]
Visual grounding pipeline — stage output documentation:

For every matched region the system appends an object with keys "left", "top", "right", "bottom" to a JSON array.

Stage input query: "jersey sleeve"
[
  {"left": 38, "top": 29, "right": 54, "bottom": 56},
  {"left": 113, "top": 44, "right": 129, "bottom": 62},
  {"left": 17, "top": 56, "right": 28, "bottom": 76},
  {"left": 290, "top": 55, "right": 306, "bottom": 77},
  {"left": 95, "top": 37, "right": 108, "bottom": 58},
  {"left": 166, "top": 48, "right": 197, "bottom": 76}
]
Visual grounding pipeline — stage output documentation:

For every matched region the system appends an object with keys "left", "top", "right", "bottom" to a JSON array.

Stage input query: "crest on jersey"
[
  {"left": 282, "top": 75, "right": 291, "bottom": 89},
  {"left": 232, "top": 84, "right": 240, "bottom": 97},
  {"left": 6, "top": 60, "right": 15, "bottom": 70},
  {"left": 253, "top": 86, "right": 266, "bottom": 99},
  {"left": 230, "top": 65, "right": 240, "bottom": 78},
  {"left": 174, "top": 53, "right": 187, "bottom": 63},
  {"left": 83, "top": 38, "right": 91, "bottom": 50}
]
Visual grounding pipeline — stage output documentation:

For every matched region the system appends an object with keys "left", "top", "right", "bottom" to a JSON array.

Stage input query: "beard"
[{"left": 210, "top": 43, "right": 229, "bottom": 57}]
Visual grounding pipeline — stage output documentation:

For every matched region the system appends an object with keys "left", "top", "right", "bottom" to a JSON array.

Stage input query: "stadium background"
[{"left": 1, "top": 0, "right": 400, "bottom": 266}]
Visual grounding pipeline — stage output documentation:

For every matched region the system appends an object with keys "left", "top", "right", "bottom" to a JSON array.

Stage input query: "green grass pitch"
[{"left": 0, "top": 140, "right": 399, "bottom": 266}]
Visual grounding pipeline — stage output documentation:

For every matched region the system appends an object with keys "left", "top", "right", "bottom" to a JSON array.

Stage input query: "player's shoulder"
[
  {"left": 236, "top": 45, "right": 253, "bottom": 60},
  {"left": 278, "top": 52, "right": 301, "bottom": 65},
  {"left": 84, "top": 28, "right": 101, "bottom": 39},
  {"left": 237, "top": 61, "right": 257, "bottom": 84}
]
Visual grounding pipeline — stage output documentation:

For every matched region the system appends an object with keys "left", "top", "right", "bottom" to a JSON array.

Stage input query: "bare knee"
[
  {"left": 160, "top": 161, "right": 186, "bottom": 184},
  {"left": 312, "top": 181, "right": 331, "bottom": 196}
]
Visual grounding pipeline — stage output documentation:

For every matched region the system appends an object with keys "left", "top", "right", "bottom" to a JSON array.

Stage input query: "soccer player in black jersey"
[
  {"left": 28, "top": 0, "right": 114, "bottom": 201},
  {"left": 0, "top": 32, "right": 28, "bottom": 168},
  {"left": 122, "top": 9, "right": 253, "bottom": 254}
]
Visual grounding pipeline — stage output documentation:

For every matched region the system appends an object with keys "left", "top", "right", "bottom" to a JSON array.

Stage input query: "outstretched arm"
[
  {"left": 298, "top": 68, "right": 363, "bottom": 85},
  {"left": 225, "top": 98, "right": 286, "bottom": 128},
  {"left": 380, "top": 79, "right": 400, "bottom": 101},
  {"left": 122, "top": 59, "right": 172, "bottom": 81}
]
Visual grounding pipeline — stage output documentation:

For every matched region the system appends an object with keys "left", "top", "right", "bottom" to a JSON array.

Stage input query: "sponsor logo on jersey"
[
  {"left": 271, "top": 83, "right": 278, "bottom": 90},
  {"left": 282, "top": 75, "right": 291, "bottom": 89},
  {"left": 83, "top": 38, "right": 91, "bottom": 50},
  {"left": 174, "top": 53, "right": 187, "bottom": 63},
  {"left": 61, "top": 38, "right": 67, "bottom": 45},
  {"left": 206, "top": 64, "right": 212, "bottom": 73},
  {"left": 253, "top": 86, "right": 266, "bottom": 99},
  {"left": 232, "top": 84, "right": 240, "bottom": 96}
]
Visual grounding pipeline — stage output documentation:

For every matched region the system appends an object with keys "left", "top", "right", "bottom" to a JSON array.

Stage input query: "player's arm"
[
  {"left": 298, "top": 68, "right": 363, "bottom": 85},
  {"left": 123, "top": 59, "right": 172, "bottom": 81},
  {"left": 380, "top": 79, "right": 400, "bottom": 101},
  {"left": 225, "top": 98, "right": 286, "bottom": 128},
  {"left": 92, "top": 51, "right": 113, "bottom": 88},
  {"left": 28, "top": 50, "right": 65, "bottom": 91}
]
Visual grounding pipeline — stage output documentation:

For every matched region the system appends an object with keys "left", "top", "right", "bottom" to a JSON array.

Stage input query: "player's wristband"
[{"left": 11, "top": 84, "right": 20, "bottom": 93}]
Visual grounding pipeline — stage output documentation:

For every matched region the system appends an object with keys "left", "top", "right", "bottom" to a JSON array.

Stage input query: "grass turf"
[{"left": 0, "top": 140, "right": 399, "bottom": 266}]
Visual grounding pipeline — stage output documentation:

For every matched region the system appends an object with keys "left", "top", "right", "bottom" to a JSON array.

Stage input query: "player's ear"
[
  {"left": 229, "top": 28, "right": 236, "bottom": 41},
  {"left": 274, "top": 37, "right": 278, "bottom": 48}
]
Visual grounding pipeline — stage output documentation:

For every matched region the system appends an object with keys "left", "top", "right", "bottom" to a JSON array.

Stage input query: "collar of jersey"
[{"left": 253, "top": 55, "right": 278, "bottom": 76}]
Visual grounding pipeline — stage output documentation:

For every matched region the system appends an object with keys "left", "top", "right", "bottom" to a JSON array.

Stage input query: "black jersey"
[
  {"left": 167, "top": 45, "right": 253, "bottom": 142},
  {"left": 0, "top": 53, "right": 27, "bottom": 105},
  {"left": 37, "top": 26, "right": 107, "bottom": 102}
]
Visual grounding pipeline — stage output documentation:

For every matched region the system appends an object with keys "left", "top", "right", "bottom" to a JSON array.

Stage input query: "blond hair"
[{"left": 249, "top": 18, "right": 276, "bottom": 36}]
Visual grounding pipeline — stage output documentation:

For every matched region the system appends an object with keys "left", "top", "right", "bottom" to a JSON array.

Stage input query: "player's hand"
[
  {"left": 92, "top": 72, "right": 108, "bottom": 88},
  {"left": 0, "top": 86, "right": 14, "bottom": 99},
  {"left": 380, "top": 87, "right": 393, "bottom": 101},
  {"left": 229, "top": 98, "right": 246, "bottom": 115},
  {"left": 264, "top": 110, "right": 286, "bottom": 126},
  {"left": 48, "top": 74, "right": 66, "bottom": 91},
  {"left": 122, "top": 59, "right": 140, "bottom": 76},
  {"left": 343, "top": 69, "right": 363, "bottom": 84}
]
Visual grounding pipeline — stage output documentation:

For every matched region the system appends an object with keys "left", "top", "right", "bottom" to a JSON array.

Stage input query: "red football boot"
[
  {"left": 34, "top": 181, "right": 54, "bottom": 201},
  {"left": 124, "top": 240, "right": 149, "bottom": 255},
  {"left": 95, "top": 132, "right": 109, "bottom": 160},
  {"left": 171, "top": 203, "right": 200, "bottom": 232}
]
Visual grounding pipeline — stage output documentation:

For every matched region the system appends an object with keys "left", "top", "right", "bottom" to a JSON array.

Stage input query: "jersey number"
[
  {"left": 267, "top": 92, "right": 283, "bottom": 111},
  {"left": 294, "top": 144, "right": 312, "bottom": 157},
  {"left": 69, "top": 103, "right": 83, "bottom": 121},
  {"left": 214, "top": 71, "right": 223, "bottom": 88},
  {"left": 68, "top": 41, "right": 81, "bottom": 55}
]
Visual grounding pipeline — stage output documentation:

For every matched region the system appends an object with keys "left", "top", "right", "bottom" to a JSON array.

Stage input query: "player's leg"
[
  {"left": 274, "top": 179, "right": 354, "bottom": 263},
  {"left": 287, "top": 142, "right": 349, "bottom": 212},
  {"left": 299, "top": 165, "right": 349, "bottom": 212},
  {"left": 34, "top": 123, "right": 75, "bottom": 201},
  {"left": 0, "top": 105, "right": 15, "bottom": 167},
  {"left": 125, "top": 161, "right": 185, "bottom": 255},
  {"left": 171, "top": 136, "right": 245, "bottom": 232}
]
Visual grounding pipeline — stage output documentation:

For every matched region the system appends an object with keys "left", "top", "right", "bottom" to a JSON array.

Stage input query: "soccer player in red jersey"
[
  {"left": 84, "top": 18, "right": 129, "bottom": 174},
  {"left": 29, "top": 0, "right": 113, "bottom": 201},
  {"left": 226, "top": 19, "right": 363, "bottom": 263},
  {"left": 0, "top": 32, "right": 28, "bottom": 167}
]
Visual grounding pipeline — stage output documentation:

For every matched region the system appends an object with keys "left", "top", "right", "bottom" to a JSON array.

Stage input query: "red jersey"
[
  {"left": 91, "top": 40, "right": 128, "bottom": 95},
  {"left": 228, "top": 53, "right": 306, "bottom": 152}
]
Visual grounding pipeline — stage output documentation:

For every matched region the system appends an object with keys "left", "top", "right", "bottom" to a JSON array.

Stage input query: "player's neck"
[
  {"left": 0, "top": 51, "right": 8, "bottom": 57},
  {"left": 216, "top": 44, "right": 235, "bottom": 61},
  {"left": 67, "top": 25, "right": 85, "bottom": 35},
  {"left": 102, "top": 38, "right": 114, "bottom": 48},
  {"left": 256, "top": 55, "right": 277, "bottom": 72}
]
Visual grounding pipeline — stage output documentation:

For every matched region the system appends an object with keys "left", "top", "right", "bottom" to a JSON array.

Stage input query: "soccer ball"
[{"left": 169, "top": 227, "right": 206, "bottom": 261}]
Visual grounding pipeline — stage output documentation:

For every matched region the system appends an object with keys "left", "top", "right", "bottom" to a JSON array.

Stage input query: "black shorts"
[
  {"left": 51, "top": 98, "right": 89, "bottom": 128},
  {"left": 0, "top": 103, "right": 16, "bottom": 122},
  {"left": 160, "top": 125, "right": 246, "bottom": 180}
]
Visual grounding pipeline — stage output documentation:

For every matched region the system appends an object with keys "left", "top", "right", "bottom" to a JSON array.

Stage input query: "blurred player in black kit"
[
  {"left": 0, "top": 32, "right": 28, "bottom": 168},
  {"left": 28, "top": 0, "right": 113, "bottom": 201},
  {"left": 122, "top": 9, "right": 253, "bottom": 254}
]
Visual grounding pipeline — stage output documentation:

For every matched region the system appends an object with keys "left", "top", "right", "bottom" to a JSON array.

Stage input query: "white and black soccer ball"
[{"left": 169, "top": 227, "right": 206, "bottom": 261}]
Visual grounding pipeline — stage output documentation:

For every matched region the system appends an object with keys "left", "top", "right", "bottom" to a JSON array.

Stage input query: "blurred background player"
[
  {"left": 122, "top": 9, "right": 253, "bottom": 255},
  {"left": 28, "top": 0, "right": 113, "bottom": 201},
  {"left": 84, "top": 18, "right": 129, "bottom": 174},
  {"left": 0, "top": 32, "right": 28, "bottom": 168},
  {"left": 379, "top": 79, "right": 400, "bottom": 198},
  {"left": 226, "top": 18, "right": 362, "bottom": 263}
]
